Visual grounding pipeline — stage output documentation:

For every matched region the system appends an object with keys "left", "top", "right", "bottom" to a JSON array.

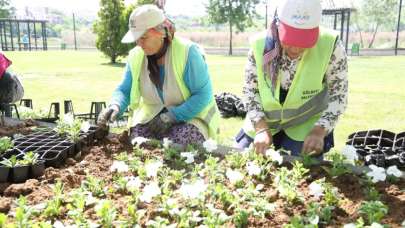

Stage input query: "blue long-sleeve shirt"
[{"left": 110, "top": 44, "right": 212, "bottom": 122}]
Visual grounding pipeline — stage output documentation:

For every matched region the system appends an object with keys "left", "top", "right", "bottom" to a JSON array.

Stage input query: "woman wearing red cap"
[{"left": 235, "top": 0, "right": 348, "bottom": 156}]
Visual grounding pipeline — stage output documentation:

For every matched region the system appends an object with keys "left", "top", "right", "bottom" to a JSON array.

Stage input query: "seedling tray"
[
  {"left": 346, "top": 129, "right": 405, "bottom": 168},
  {"left": 0, "top": 126, "right": 105, "bottom": 183}
]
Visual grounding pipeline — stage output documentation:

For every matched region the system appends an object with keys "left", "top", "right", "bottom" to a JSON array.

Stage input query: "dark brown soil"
[{"left": 0, "top": 131, "right": 404, "bottom": 227}]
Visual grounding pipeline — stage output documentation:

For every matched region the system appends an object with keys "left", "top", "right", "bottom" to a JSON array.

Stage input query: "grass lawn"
[{"left": 5, "top": 50, "right": 405, "bottom": 149}]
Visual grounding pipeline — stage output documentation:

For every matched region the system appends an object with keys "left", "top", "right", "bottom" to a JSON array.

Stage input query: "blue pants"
[{"left": 234, "top": 129, "right": 334, "bottom": 156}]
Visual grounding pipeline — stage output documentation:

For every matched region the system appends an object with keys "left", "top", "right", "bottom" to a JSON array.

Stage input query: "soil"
[
  {"left": 0, "top": 130, "right": 404, "bottom": 227},
  {"left": 0, "top": 119, "right": 37, "bottom": 137}
]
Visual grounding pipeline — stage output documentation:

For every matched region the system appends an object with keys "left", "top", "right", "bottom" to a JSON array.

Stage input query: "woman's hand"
[
  {"left": 302, "top": 126, "right": 327, "bottom": 156},
  {"left": 254, "top": 129, "right": 273, "bottom": 155}
]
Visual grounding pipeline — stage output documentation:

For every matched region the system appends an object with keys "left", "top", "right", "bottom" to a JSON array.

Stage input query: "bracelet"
[{"left": 255, "top": 128, "right": 269, "bottom": 135}]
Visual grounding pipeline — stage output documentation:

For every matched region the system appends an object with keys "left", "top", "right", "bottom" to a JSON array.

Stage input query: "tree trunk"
[
  {"left": 229, "top": 19, "right": 233, "bottom": 56},
  {"left": 368, "top": 23, "right": 380, "bottom": 48},
  {"left": 111, "top": 53, "right": 116, "bottom": 64}
]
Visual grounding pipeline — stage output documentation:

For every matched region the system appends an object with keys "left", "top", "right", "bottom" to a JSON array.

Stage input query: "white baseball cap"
[
  {"left": 277, "top": 0, "right": 322, "bottom": 48},
  {"left": 121, "top": 4, "right": 166, "bottom": 43}
]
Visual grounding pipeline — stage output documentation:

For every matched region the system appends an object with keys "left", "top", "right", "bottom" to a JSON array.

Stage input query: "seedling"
[
  {"left": 0, "top": 155, "right": 19, "bottom": 167},
  {"left": 233, "top": 208, "right": 249, "bottom": 228},
  {"left": 359, "top": 200, "right": 388, "bottom": 225},
  {"left": 18, "top": 152, "right": 40, "bottom": 165},
  {"left": 15, "top": 196, "right": 34, "bottom": 228},
  {"left": 95, "top": 200, "right": 117, "bottom": 227},
  {"left": 81, "top": 175, "right": 106, "bottom": 197},
  {"left": 0, "top": 136, "right": 13, "bottom": 154},
  {"left": 43, "top": 181, "right": 64, "bottom": 218},
  {"left": 0, "top": 213, "right": 7, "bottom": 227}
]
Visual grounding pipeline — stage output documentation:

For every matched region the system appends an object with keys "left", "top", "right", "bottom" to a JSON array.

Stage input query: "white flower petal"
[
  {"left": 179, "top": 179, "right": 207, "bottom": 199},
  {"left": 342, "top": 145, "right": 359, "bottom": 162},
  {"left": 246, "top": 161, "right": 261, "bottom": 176},
  {"left": 110, "top": 161, "right": 129, "bottom": 173},
  {"left": 163, "top": 138, "right": 172, "bottom": 149},
  {"left": 386, "top": 165, "right": 402, "bottom": 177},
  {"left": 308, "top": 182, "right": 324, "bottom": 199},
  {"left": 265, "top": 149, "right": 283, "bottom": 165},
  {"left": 226, "top": 169, "right": 244, "bottom": 184},
  {"left": 203, "top": 138, "right": 217, "bottom": 153},
  {"left": 140, "top": 182, "right": 161, "bottom": 203},
  {"left": 145, "top": 161, "right": 163, "bottom": 178},
  {"left": 131, "top": 137, "right": 150, "bottom": 145},
  {"left": 180, "top": 152, "right": 195, "bottom": 164}
]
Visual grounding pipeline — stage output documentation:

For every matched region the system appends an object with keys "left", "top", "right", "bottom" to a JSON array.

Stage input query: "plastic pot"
[
  {"left": 0, "top": 166, "right": 10, "bottom": 182},
  {"left": 30, "top": 160, "right": 45, "bottom": 178},
  {"left": 11, "top": 165, "right": 29, "bottom": 183}
]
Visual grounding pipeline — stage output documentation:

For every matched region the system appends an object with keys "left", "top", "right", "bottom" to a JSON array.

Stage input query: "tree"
[
  {"left": 360, "top": 0, "right": 397, "bottom": 48},
  {"left": 0, "top": 0, "right": 15, "bottom": 18},
  {"left": 93, "top": 0, "right": 128, "bottom": 63},
  {"left": 206, "top": 0, "right": 260, "bottom": 55}
]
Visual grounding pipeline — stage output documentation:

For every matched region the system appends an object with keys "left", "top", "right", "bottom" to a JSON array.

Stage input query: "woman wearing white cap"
[
  {"left": 235, "top": 0, "right": 348, "bottom": 156},
  {"left": 98, "top": 4, "right": 219, "bottom": 145}
]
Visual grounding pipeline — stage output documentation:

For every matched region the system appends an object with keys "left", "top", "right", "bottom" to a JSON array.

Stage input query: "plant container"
[
  {"left": 11, "top": 165, "right": 29, "bottom": 183},
  {"left": 0, "top": 165, "right": 10, "bottom": 182}
]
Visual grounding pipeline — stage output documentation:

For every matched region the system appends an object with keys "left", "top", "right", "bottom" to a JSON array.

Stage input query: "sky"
[{"left": 10, "top": 0, "right": 209, "bottom": 16}]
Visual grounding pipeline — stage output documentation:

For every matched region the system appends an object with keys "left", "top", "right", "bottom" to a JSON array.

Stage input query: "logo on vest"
[{"left": 301, "top": 89, "right": 319, "bottom": 100}]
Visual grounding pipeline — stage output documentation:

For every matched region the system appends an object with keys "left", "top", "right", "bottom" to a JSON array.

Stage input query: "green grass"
[{"left": 5, "top": 50, "right": 405, "bottom": 148}]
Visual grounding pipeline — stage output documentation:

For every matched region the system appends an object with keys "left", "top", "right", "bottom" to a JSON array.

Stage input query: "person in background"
[
  {"left": 98, "top": 4, "right": 219, "bottom": 146},
  {"left": 235, "top": 0, "right": 348, "bottom": 157}
]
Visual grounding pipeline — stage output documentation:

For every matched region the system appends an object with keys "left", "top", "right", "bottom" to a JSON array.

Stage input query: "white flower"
[
  {"left": 265, "top": 149, "right": 283, "bottom": 165},
  {"left": 246, "top": 162, "right": 261, "bottom": 176},
  {"left": 369, "top": 223, "right": 384, "bottom": 228},
  {"left": 226, "top": 169, "right": 244, "bottom": 184},
  {"left": 110, "top": 161, "right": 129, "bottom": 173},
  {"left": 53, "top": 221, "right": 65, "bottom": 228},
  {"left": 126, "top": 176, "right": 142, "bottom": 190},
  {"left": 203, "top": 138, "right": 217, "bottom": 153},
  {"left": 343, "top": 224, "right": 356, "bottom": 228},
  {"left": 308, "top": 182, "right": 324, "bottom": 199},
  {"left": 145, "top": 161, "right": 163, "bottom": 178},
  {"left": 63, "top": 113, "right": 75, "bottom": 126},
  {"left": 140, "top": 182, "right": 161, "bottom": 203},
  {"left": 179, "top": 179, "right": 207, "bottom": 199},
  {"left": 342, "top": 145, "right": 359, "bottom": 162},
  {"left": 131, "top": 136, "right": 149, "bottom": 146},
  {"left": 80, "top": 121, "right": 91, "bottom": 133},
  {"left": 255, "top": 184, "right": 264, "bottom": 191},
  {"left": 367, "top": 165, "right": 386, "bottom": 183},
  {"left": 163, "top": 138, "right": 172, "bottom": 149},
  {"left": 386, "top": 165, "right": 402, "bottom": 177},
  {"left": 180, "top": 152, "right": 195, "bottom": 164},
  {"left": 309, "top": 215, "right": 319, "bottom": 225}
]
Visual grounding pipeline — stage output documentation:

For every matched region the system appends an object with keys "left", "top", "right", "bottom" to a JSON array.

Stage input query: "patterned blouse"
[{"left": 243, "top": 39, "right": 348, "bottom": 133}]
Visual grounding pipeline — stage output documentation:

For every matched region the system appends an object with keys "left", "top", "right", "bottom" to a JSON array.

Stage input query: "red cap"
[
  {"left": 0, "top": 53, "right": 11, "bottom": 79},
  {"left": 278, "top": 21, "right": 319, "bottom": 48}
]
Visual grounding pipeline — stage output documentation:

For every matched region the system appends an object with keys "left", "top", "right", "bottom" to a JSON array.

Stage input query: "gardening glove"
[
  {"left": 97, "top": 104, "right": 120, "bottom": 127},
  {"left": 149, "top": 109, "right": 176, "bottom": 136},
  {"left": 302, "top": 126, "right": 327, "bottom": 156},
  {"left": 0, "top": 71, "right": 24, "bottom": 104}
]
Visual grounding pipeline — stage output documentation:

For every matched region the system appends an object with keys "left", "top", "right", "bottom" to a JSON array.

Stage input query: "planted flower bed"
[{"left": 0, "top": 132, "right": 404, "bottom": 227}]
